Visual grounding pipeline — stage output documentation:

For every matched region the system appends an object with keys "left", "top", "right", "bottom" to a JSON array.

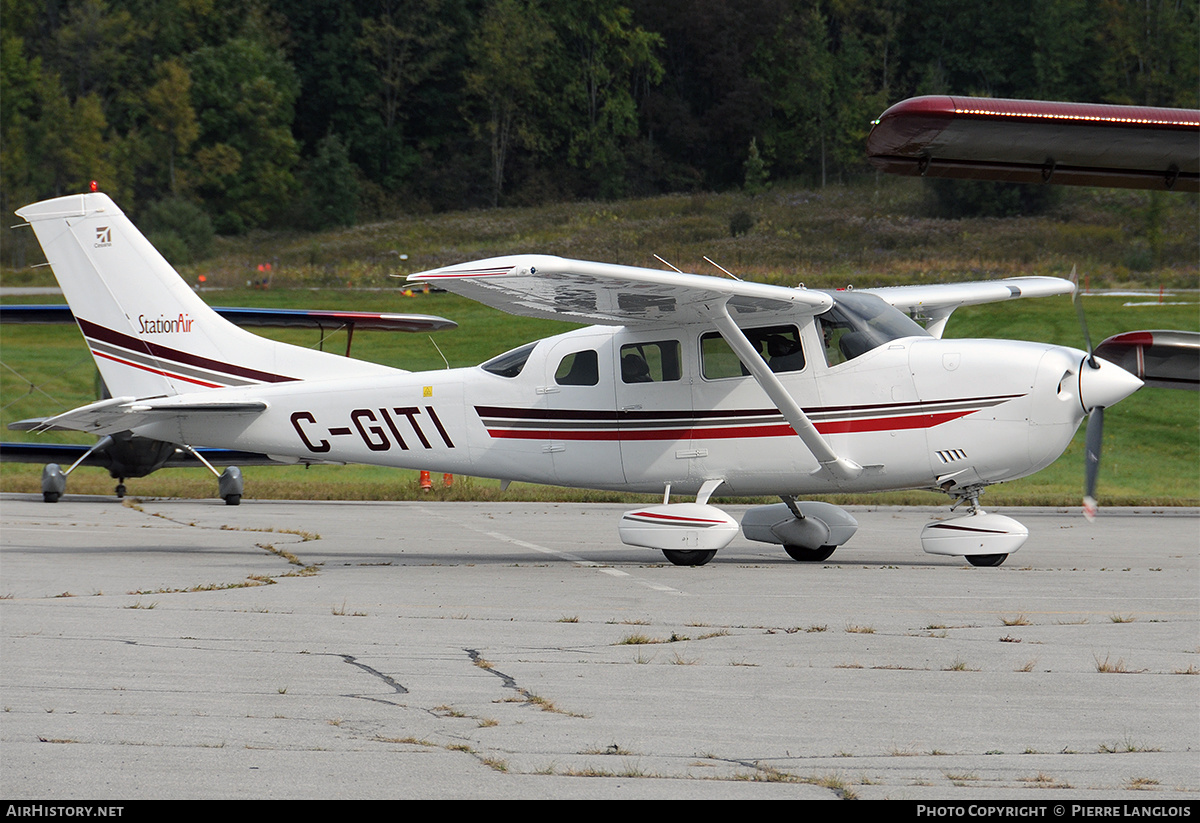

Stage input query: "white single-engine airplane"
[{"left": 13, "top": 190, "right": 1147, "bottom": 567}]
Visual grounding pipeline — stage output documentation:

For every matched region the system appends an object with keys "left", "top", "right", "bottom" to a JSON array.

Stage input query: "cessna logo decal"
[
  {"left": 94, "top": 226, "right": 111, "bottom": 247},
  {"left": 138, "top": 313, "right": 194, "bottom": 334},
  {"left": 291, "top": 407, "right": 455, "bottom": 454}
]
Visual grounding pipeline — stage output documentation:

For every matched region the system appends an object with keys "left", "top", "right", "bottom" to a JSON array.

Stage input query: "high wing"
[
  {"left": 410, "top": 254, "right": 1073, "bottom": 337},
  {"left": 406, "top": 254, "right": 833, "bottom": 324},
  {"left": 866, "top": 96, "right": 1200, "bottom": 192},
  {"left": 861, "top": 276, "right": 1075, "bottom": 337}
]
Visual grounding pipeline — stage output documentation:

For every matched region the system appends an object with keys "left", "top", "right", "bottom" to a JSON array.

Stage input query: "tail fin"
[{"left": 16, "top": 193, "right": 394, "bottom": 397}]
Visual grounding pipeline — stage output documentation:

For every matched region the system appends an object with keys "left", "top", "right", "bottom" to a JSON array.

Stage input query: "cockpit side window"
[
  {"left": 701, "top": 324, "right": 805, "bottom": 379},
  {"left": 817, "top": 291, "right": 929, "bottom": 366},
  {"left": 481, "top": 342, "right": 537, "bottom": 377},
  {"left": 620, "top": 340, "right": 681, "bottom": 383},
  {"left": 555, "top": 349, "right": 599, "bottom": 386}
]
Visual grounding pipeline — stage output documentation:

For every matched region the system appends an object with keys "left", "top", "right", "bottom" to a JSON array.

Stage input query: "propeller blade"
[
  {"left": 1069, "top": 265, "right": 1097, "bottom": 367},
  {"left": 1083, "top": 406, "right": 1104, "bottom": 521}
]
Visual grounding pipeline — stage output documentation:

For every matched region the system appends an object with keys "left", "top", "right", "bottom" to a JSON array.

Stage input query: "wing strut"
[{"left": 704, "top": 302, "right": 863, "bottom": 482}]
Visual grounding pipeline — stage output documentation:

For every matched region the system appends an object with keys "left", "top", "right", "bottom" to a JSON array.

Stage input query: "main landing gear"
[
  {"left": 743, "top": 498, "right": 859, "bottom": 563},
  {"left": 783, "top": 544, "right": 838, "bottom": 562}
]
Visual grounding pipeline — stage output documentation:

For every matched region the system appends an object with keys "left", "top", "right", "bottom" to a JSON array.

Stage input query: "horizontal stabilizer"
[{"left": 33, "top": 396, "right": 266, "bottom": 437}]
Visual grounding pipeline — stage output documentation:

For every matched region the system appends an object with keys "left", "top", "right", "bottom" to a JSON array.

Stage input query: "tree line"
[{"left": 2, "top": 0, "right": 1196, "bottom": 264}]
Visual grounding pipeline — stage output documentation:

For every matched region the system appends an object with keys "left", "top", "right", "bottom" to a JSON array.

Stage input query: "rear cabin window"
[
  {"left": 554, "top": 349, "right": 599, "bottom": 386},
  {"left": 700, "top": 325, "right": 805, "bottom": 379},
  {"left": 620, "top": 340, "right": 681, "bottom": 383}
]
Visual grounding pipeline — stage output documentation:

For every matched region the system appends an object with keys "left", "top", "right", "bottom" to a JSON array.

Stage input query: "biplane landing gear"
[
  {"left": 218, "top": 466, "right": 243, "bottom": 506},
  {"left": 661, "top": 549, "right": 717, "bottom": 567},
  {"left": 115, "top": 481, "right": 127, "bottom": 499},
  {"left": 182, "top": 445, "right": 243, "bottom": 505},
  {"left": 41, "top": 463, "right": 66, "bottom": 503}
]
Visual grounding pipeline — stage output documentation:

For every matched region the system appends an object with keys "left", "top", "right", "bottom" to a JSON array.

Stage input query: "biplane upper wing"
[
  {"left": 408, "top": 254, "right": 833, "bottom": 324},
  {"left": 866, "top": 95, "right": 1200, "bottom": 192},
  {"left": 1094, "top": 330, "right": 1199, "bottom": 390}
]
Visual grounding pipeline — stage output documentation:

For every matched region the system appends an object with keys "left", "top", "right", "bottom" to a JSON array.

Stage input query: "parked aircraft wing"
[
  {"left": 406, "top": 254, "right": 832, "bottom": 324},
  {"left": 0, "top": 304, "right": 456, "bottom": 332},
  {"left": 0, "top": 441, "right": 283, "bottom": 469},
  {"left": 861, "top": 276, "right": 1074, "bottom": 337},
  {"left": 1094, "top": 330, "right": 1199, "bottom": 390},
  {"left": 866, "top": 96, "right": 1200, "bottom": 192}
]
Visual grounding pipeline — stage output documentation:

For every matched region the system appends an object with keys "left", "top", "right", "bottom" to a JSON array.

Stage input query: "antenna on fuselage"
[
  {"left": 703, "top": 256, "right": 742, "bottom": 281},
  {"left": 428, "top": 335, "right": 450, "bottom": 369},
  {"left": 653, "top": 254, "right": 683, "bottom": 273}
]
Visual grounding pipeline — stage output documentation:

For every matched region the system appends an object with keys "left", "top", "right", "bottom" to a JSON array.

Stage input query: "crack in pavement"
[
  {"left": 465, "top": 648, "right": 518, "bottom": 690},
  {"left": 336, "top": 654, "right": 409, "bottom": 695}
]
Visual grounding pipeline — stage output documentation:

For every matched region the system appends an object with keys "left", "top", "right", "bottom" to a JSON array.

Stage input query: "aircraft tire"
[
  {"left": 966, "top": 553, "right": 1007, "bottom": 567},
  {"left": 662, "top": 549, "right": 716, "bottom": 567},
  {"left": 783, "top": 544, "right": 837, "bottom": 562},
  {"left": 43, "top": 492, "right": 60, "bottom": 503},
  {"left": 224, "top": 494, "right": 241, "bottom": 506}
]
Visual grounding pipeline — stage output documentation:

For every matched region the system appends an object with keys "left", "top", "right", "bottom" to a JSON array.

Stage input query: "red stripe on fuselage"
[
  {"left": 484, "top": 409, "right": 977, "bottom": 440},
  {"left": 91, "top": 349, "right": 226, "bottom": 388}
]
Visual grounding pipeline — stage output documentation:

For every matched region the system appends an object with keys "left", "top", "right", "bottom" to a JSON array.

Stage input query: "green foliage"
[
  {"left": 742, "top": 138, "right": 769, "bottom": 195},
  {"left": 729, "top": 210, "right": 755, "bottom": 237},
  {"left": 301, "top": 133, "right": 358, "bottom": 231},
  {"left": 139, "top": 198, "right": 215, "bottom": 264},
  {"left": 0, "top": 0, "right": 1195, "bottom": 242},
  {"left": 924, "top": 179, "right": 1061, "bottom": 218},
  {"left": 188, "top": 34, "right": 301, "bottom": 232},
  {"left": 464, "top": 0, "right": 556, "bottom": 207}
]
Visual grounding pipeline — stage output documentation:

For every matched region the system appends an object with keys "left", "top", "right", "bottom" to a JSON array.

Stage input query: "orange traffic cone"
[
  {"left": 419, "top": 471, "right": 432, "bottom": 492},
  {"left": 443, "top": 473, "right": 454, "bottom": 488}
]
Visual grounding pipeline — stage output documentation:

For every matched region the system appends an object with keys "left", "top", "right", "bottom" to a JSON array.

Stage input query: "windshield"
[
  {"left": 481, "top": 342, "right": 537, "bottom": 377},
  {"left": 817, "top": 291, "right": 929, "bottom": 365}
]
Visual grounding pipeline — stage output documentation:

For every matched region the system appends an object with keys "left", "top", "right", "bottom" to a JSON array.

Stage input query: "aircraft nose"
[{"left": 1078, "top": 356, "right": 1143, "bottom": 412}]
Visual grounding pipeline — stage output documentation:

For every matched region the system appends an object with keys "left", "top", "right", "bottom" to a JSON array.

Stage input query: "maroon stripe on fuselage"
[{"left": 77, "top": 317, "right": 297, "bottom": 384}]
